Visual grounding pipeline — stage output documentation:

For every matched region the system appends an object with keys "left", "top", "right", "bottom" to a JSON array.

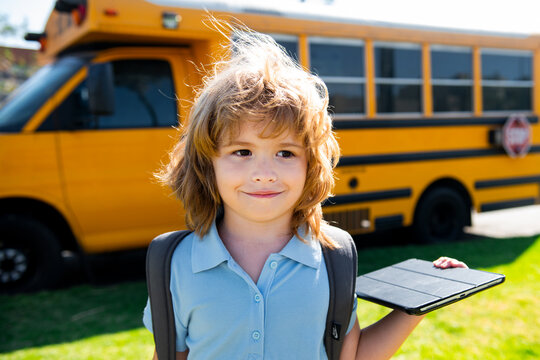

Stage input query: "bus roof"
[
  {"left": 40, "top": 0, "right": 540, "bottom": 61},
  {"left": 149, "top": 0, "right": 534, "bottom": 39}
]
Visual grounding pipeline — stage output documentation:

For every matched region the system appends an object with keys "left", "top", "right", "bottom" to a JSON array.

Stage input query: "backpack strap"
[
  {"left": 146, "top": 230, "right": 192, "bottom": 360},
  {"left": 322, "top": 225, "right": 358, "bottom": 360}
]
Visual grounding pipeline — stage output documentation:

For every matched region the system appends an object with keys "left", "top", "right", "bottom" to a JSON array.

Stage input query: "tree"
[
  {"left": 0, "top": 13, "right": 28, "bottom": 38},
  {"left": 0, "top": 14, "right": 35, "bottom": 103},
  {"left": 0, "top": 14, "right": 17, "bottom": 36}
]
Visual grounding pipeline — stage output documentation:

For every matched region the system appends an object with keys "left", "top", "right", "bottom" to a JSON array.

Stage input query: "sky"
[{"left": 2, "top": 0, "right": 540, "bottom": 49}]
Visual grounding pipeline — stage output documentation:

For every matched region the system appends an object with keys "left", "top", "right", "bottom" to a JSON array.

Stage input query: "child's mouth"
[{"left": 246, "top": 191, "right": 282, "bottom": 198}]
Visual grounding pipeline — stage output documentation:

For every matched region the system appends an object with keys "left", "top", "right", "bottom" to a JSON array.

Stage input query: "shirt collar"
[
  {"left": 192, "top": 221, "right": 230, "bottom": 273},
  {"left": 279, "top": 226, "right": 322, "bottom": 270},
  {"left": 191, "top": 222, "right": 322, "bottom": 273}
]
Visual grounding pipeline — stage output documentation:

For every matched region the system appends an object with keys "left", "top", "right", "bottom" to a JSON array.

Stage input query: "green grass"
[
  {"left": 356, "top": 235, "right": 540, "bottom": 360},
  {"left": 0, "top": 282, "right": 154, "bottom": 359},
  {"left": 1, "top": 234, "right": 538, "bottom": 359}
]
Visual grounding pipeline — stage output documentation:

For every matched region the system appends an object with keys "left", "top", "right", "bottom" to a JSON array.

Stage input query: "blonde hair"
[{"left": 157, "top": 29, "right": 340, "bottom": 247}]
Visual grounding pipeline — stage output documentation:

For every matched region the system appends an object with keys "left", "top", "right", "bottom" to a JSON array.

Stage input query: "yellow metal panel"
[
  {"left": 0, "top": 133, "right": 82, "bottom": 238},
  {"left": 473, "top": 46, "right": 482, "bottom": 116},
  {"left": 58, "top": 128, "right": 183, "bottom": 252},
  {"left": 337, "top": 126, "right": 495, "bottom": 157},
  {"left": 534, "top": 121, "right": 540, "bottom": 143},
  {"left": 0, "top": 134, "right": 61, "bottom": 198},
  {"left": 299, "top": 34, "right": 310, "bottom": 70},
  {"left": 475, "top": 184, "right": 539, "bottom": 211},
  {"left": 422, "top": 43, "right": 432, "bottom": 116},
  {"left": 534, "top": 49, "right": 540, "bottom": 116},
  {"left": 365, "top": 39, "right": 376, "bottom": 118}
]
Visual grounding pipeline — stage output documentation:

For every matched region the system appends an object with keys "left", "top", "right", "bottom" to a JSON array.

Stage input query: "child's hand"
[{"left": 433, "top": 256, "right": 468, "bottom": 269}]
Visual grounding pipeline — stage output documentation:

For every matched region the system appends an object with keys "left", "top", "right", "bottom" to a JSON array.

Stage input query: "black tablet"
[{"left": 355, "top": 258, "right": 505, "bottom": 315}]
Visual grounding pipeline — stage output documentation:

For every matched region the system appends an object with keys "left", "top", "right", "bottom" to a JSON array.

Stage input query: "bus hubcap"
[{"left": 0, "top": 248, "right": 28, "bottom": 283}]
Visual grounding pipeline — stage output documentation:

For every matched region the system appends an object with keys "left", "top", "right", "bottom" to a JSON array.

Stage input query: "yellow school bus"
[{"left": 1, "top": 0, "right": 539, "bottom": 292}]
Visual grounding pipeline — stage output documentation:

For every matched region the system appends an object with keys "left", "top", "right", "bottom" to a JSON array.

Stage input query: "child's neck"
[
  {"left": 217, "top": 213, "right": 293, "bottom": 283},
  {"left": 219, "top": 213, "right": 292, "bottom": 246}
]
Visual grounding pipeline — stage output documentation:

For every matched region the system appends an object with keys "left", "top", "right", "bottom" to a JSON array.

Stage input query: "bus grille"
[{"left": 324, "top": 208, "right": 370, "bottom": 233}]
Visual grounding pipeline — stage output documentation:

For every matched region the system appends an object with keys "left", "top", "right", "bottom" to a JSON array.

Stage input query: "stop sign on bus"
[{"left": 502, "top": 114, "right": 531, "bottom": 158}]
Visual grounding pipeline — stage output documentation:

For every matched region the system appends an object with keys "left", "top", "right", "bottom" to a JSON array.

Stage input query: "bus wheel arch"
[
  {"left": 0, "top": 198, "right": 79, "bottom": 293},
  {"left": 413, "top": 179, "right": 472, "bottom": 243}
]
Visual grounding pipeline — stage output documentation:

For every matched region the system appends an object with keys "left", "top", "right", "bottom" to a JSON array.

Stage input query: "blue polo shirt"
[{"left": 143, "top": 222, "right": 357, "bottom": 360}]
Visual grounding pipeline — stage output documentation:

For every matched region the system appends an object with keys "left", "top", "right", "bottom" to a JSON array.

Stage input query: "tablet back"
[{"left": 355, "top": 259, "right": 505, "bottom": 315}]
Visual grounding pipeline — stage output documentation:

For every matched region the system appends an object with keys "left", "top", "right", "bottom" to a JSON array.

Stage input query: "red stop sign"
[{"left": 502, "top": 114, "right": 531, "bottom": 158}]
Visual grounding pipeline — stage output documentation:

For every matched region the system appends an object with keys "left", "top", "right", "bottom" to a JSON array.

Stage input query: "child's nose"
[
  {"left": 251, "top": 159, "right": 277, "bottom": 183},
  {"left": 252, "top": 173, "right": 277, "bottom": 183}
]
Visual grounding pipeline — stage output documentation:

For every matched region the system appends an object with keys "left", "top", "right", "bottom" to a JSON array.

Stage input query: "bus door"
[{"left": 52, "top": 47, "right": 192, "bottom": 253}]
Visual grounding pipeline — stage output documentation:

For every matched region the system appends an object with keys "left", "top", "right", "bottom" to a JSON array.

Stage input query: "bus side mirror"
[{"left": 88, "top": 62, "right": 115, "bottom": 115}]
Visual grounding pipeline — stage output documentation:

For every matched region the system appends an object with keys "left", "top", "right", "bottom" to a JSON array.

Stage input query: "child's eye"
[
  {"left": 277, "top": 150, "right": 294, "bottom": 158},
  {"left": 233, "top": 149, "right": 251, "bottom": 157}
]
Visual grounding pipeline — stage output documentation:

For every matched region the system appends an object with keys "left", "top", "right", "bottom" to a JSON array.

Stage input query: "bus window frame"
[
  {"left": 308, "top": 36, "right": 366, "bottom": 119},
  {"left": 373, "top": 41, "right": 423, "bottom": 117},
  {"left": 430, "top": 44, "right": 474, "bottom": 115},
  {"left": 480, "top": 47, "right": 534, "bottom": 114}
]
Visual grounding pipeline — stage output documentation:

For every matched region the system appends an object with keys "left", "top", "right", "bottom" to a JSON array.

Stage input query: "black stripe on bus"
[
  {"left": 475, "top": 174, "right": 540, "bottom": 189},
  {"left": 338, "top": 146, "right": 540, "bottom": 167},
  {"left": 375, "top": 215, "right": 404, "bottom": 231},
  {"left": 323, "top": 188, "right": 412, "bottom": 207},
  {"left": 480, "top": 198, "right": 537, "bottom": 212},
  {"left": 333, "top": 116, "right": 539, "bottom": 130}
]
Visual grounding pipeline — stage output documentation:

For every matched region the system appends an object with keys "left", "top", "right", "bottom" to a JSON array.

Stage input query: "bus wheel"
[
  {"left": 0, "top": 215, "right": 64, "bottom": 293},
  {"left": 413, "top": 187, "right": 468, "bottom": 243}
]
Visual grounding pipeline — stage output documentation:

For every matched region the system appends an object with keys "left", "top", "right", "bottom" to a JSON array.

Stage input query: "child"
[{"left": 143, "top": 29, "right": 466, "bottom": 360}]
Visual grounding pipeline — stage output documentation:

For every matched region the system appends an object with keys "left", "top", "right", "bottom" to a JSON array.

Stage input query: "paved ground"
[{"left": 466, "top": 204, "right": 540, "bottom": 238}]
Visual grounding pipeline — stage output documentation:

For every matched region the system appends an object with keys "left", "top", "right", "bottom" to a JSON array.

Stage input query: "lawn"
[{"left": 1, "top": 234, "right": 538, "bottom": 359}]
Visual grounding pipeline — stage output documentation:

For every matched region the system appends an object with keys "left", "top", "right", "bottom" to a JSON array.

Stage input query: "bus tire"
[
  {"left": 0, "top": 214, "right": 64, "bottom": 293},
  {"left": 413, "top": 187, "right": 468, "bottom": 243}
]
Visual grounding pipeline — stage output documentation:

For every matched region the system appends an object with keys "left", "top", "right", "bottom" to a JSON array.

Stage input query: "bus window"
[
  {"left": 375, "top": 42, "right": 422, "bottom": 114},
  {"left": 99, "top": 60, "right": 177, "bottom": 129},
  {"left": 41, "top": 59, "right": 177, "bottom": 131},
  {"left": 270, "top": 34, "right": 299, "bottom": 63},
  {"left": 309, "top": 37, "right": 365, "bottom": 115},
  {"left": 431, "top": 45, "right": 473, "bottom": 113},
  {"left": 481, "top": 49, "right": 532, "bottom": 112}
]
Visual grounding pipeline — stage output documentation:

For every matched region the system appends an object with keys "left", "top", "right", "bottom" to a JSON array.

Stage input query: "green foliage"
[{"left": 0, "top": 235, "right": 538, "bottom": 359}]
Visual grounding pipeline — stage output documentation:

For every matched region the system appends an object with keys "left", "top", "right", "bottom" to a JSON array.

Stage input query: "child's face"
[{"left": 213, "top": 121, "right": 307, "bottom": 226}]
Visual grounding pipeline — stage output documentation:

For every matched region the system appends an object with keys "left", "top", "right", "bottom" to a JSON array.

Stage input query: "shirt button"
[
  {"left": 254, "top": 294, "right": 262, "bottom": 303},
  {"left": 252, "top": 331, "right": 261, "bottom": 340},
  {"left": 270, "top": 261, "right": 278, "bottom": 269}
]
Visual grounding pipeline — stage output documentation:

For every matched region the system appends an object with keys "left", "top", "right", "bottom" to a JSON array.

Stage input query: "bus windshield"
[{"left": 0, "top": 56, "right": 86, "bottom": 132}]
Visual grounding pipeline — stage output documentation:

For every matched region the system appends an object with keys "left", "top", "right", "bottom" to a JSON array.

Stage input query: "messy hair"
[{"left": 157, "top": 28, "right": 340, "bottom": 248}]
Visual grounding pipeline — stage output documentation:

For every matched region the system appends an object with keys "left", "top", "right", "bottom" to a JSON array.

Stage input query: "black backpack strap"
[
  {"left": 146, "top": 230, "right": 192, "bottom": 360},
  {"left": 322, "top": 225, "right": 358, "bottom": 360}
]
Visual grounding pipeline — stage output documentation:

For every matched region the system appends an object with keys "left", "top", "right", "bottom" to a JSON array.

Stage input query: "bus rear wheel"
[
  {"left": 0, "top": 215, "right": 64, "bottom": 293},
  {"left": 413, "top": 187, "right": 468, "bottom": 244}
]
